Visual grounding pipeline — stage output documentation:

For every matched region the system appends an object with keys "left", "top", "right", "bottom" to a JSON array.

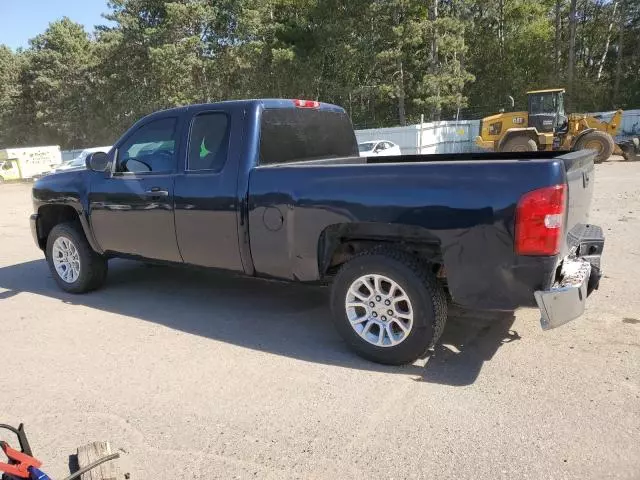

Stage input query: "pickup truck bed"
[
  {"left": 249, "top": 150, "right": 597, "bottom": 310},
  {"left": 30, "top": 99, "right": 604, "bottom": 365}
]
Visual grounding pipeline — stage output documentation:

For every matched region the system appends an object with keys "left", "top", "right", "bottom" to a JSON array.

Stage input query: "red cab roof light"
[{"left": 293, "top": 99, "right": 320, "bottom": 108}]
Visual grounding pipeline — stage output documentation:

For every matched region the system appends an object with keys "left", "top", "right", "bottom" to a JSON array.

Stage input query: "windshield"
[
  {"left": 557, "top": 92, "right": 565, "bottom": 116},
  {"left": 529, "top": 93, "right": 557, "bottom": 115},
  {"left": 358, "top": 142, "right": 377, "bottom": 152}
]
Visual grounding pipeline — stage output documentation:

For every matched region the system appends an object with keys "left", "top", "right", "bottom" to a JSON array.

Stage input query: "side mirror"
[{"left": 86, "top": 152, "right": 109, "bottom": 172}]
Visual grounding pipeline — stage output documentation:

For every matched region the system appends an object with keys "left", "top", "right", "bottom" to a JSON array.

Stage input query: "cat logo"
[{"left": 512, "top": 117, "right": 525, "bottom": 125}]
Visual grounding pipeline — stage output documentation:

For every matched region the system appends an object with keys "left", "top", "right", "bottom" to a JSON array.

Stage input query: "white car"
[
  {"left": 56, "top": 146, "right": 112, "bottom": 173},
  {"left": 357, "top": 140, "right": 402, "bottom": 157}
]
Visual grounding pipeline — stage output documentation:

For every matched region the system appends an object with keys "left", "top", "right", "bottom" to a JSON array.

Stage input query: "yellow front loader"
[{"left": 475, "top": 88, "right": 639, "bottom": 163}]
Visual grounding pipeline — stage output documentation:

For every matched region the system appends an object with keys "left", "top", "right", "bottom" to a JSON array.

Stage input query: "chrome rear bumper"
[{"left": 534, "top": 257, "right": 592, "bottom": 330}]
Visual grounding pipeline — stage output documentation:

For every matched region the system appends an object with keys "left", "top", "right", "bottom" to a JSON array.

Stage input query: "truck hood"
[
  {"left": 54, "top": 165, "right": 85, "bottom": 173},
  {"left": 33, "top": 168, "right": 89, "bottom": 192}
]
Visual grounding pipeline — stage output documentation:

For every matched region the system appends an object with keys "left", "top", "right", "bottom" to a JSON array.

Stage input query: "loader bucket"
[{"left": 618, "top": 137, "right": 640, "bottom": 162}]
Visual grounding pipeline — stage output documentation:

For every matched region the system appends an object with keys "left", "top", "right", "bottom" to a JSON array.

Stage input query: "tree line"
[{"left": 0, "top": 0, "right": 638, "bottom": 150}]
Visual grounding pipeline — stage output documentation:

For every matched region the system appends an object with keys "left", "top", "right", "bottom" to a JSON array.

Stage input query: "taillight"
[
  {"left": 515, "top": 184, "right": 567, "bottom": 256},
  {"left": 293, "top": 99, "right": 320, "bottom": 108}
]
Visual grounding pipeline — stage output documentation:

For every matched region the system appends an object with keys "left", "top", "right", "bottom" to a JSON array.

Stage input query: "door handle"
[{"left": 144, "top": 188, "right": 169, "bottom": 197}]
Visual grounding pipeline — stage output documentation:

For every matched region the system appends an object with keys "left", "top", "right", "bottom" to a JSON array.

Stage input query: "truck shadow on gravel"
[{"left": 0, "top": 259, "right": 519, "bottom": 386}]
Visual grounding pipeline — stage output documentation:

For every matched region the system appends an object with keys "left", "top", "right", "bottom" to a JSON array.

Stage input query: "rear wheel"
[
  {"left": 46, "top": 222, "right": 108, "bottom": 293},
  {"left": 574, "top": 130, "right": 614, "bottom": 164},
  {"left": 502, "top": 136, "right": 538, "bottom": 152},
  {"left": 330, "top": 248, "right": 447, "bottom": 365}
]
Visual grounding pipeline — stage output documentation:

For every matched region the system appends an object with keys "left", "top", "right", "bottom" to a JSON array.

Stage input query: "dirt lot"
[{"left": 1, "top": 162, "right": 639, "bottom": 479}]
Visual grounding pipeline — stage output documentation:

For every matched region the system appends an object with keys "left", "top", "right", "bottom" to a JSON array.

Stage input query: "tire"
[
  {"left": 574, "top": 130, "right": 614, "bottom": 164},
  {"left": 330, "top": 248, "right": 447, "bottom": 365},
  {"left": 46, "top": 222, "right": 108, "bottom": 293},
  {"left": 502, "top": 136, "right": 538, "bottom": 152}
]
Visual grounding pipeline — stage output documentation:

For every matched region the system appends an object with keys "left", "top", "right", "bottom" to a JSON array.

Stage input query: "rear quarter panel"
[{"left": 248, "top": 159, "right": 567, "bottom": 310}]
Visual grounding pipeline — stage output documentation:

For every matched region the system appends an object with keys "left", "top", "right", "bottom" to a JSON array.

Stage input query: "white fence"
[
  {"left": 355, "top": 120, "right": 481, "bottom": 155},
  {"left": 355, "top": 109, "right": 640, "bottom": 155}
]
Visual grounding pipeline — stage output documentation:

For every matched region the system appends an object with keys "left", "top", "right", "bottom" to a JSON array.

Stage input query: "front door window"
[{"left": 117, "top": 118, "right": 177, "bottom": 174}]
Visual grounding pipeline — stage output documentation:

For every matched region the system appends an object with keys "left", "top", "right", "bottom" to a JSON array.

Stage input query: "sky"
[{"left": 0, "top": 0, "right": 112, "bottom": 50}]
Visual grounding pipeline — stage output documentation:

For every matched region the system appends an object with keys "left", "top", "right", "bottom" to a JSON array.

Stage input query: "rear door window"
[
  {"left": 259, "top": 108, "right": 358, "bottom": 165},
  {"left": 187, "top": 112, "right": 230, "bottom": 172}
]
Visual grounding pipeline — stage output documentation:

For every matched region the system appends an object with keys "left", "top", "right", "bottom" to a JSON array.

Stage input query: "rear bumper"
[
  {"left": 534, "top": 225, "right": 604, "bottom": 330},
  {"left": 535, "top": 258, "right": 593, "bottom": 329}
]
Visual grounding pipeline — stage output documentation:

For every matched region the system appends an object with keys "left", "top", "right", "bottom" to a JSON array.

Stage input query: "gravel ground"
[{"left": 0, "top": 161, "right": 639, "bottom": 480}]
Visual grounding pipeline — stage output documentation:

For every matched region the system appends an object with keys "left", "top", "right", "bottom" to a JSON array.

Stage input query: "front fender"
[
  {"left": 570, "top": 128, "right": 597, "bottom": 149},
  {"left": 32, "top": 171, "right": 104, "bottom": 254}
]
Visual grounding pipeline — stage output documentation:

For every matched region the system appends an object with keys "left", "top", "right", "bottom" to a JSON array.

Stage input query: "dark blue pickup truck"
[{"left": 31, "top": 99, "right": 604, "bottom": 365}]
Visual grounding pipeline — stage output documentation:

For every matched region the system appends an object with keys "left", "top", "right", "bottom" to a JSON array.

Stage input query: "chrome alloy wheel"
[
  {"left": 52, "top": 236, "right": 81, "bottom": 283},
  {"left": 345, "top": 274, "right": 414, "bottom": 347}
]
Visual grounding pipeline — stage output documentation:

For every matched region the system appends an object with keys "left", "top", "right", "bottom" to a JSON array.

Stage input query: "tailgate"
[
  {"left": 535, "top": 149, "right": 604, "bottom": 330},
  {"left": 559, "top": 150, "right": 597, "bottom": 256}
]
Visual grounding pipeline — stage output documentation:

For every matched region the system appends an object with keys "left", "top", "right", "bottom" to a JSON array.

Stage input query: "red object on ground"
[{"left": 0, "top": 441, "right": 43, "bottom": 479}]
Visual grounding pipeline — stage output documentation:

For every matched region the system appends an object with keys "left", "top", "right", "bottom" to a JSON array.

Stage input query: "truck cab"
[{"left": 0, "top": 159, "right": 20, "bottom": 182}]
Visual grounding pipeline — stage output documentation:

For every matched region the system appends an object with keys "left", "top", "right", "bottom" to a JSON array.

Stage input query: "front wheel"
[
  {"left": 502, "top": 136, "right": 538, "bottom": 152},
  {"left": 330, "top": 248, "right": 447, "bottom": 365},
  {"left": 574, "top": 130, "right": 614, "bottom": 164},
  {"left": 46, "top": 222, "right": 108, "bottom": 293}
]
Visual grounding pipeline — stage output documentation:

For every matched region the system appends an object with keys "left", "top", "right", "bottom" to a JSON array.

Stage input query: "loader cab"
[
  {"left": 527, "top": 89, "right": 566, "bottom": 134},
  {"left": 0, "top": 158, "right": 21, "bottom": 182}
]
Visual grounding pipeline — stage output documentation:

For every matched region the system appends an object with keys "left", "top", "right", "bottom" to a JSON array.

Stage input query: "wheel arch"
[
  {"left": 35, "top": 204, "right": 101, "bottom": 253},
  {"left": 497, "top": 128, "right": 540, "bottom": 151},
  {"left": 569, "top": 127, "right": 597, "bottom": 149},
  {"left": 318, "top": 222, "right": 443, "bottom": 279}
]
